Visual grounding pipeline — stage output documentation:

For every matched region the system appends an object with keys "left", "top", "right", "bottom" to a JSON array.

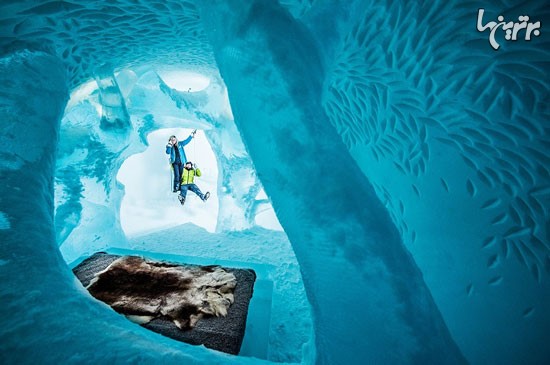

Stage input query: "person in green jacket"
[{"left": 178, "top": 161, "right": 210, "bottom": 206}]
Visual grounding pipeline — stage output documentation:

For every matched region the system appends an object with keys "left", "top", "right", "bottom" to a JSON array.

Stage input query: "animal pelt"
[{"left": 86, "top": 255, "right": 237, "bottom": 330}]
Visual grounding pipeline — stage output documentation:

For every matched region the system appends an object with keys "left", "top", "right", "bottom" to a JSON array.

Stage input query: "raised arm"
[
  {"left": 179, "top": 134, "right": 193, "bottom": 147},
  {"left": 179, "top": 130, "right": 197, "bottom": 147}
]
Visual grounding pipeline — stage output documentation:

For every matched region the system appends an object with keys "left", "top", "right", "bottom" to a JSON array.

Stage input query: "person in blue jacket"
[{"left": 166, "top": 130, "right": 196, "bottom": 192}]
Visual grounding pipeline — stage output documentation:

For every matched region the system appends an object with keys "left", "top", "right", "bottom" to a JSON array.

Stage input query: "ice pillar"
[{"left": 199, "top": 1, "right": 467, "bottom": 364}]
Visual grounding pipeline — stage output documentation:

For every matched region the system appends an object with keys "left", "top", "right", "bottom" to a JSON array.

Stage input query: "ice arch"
[{"left": 1, "top": 1, "right": 548, "bottom": 365}]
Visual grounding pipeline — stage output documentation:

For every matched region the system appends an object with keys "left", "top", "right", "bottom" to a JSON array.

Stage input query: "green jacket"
[{"left": 181, "top": 167, "right": 201, "bottom": 185}]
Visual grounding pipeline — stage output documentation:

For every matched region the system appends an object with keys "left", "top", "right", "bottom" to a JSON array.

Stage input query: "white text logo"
[{"left": 476, "top": 9, "right": 541, "bottom": 50}]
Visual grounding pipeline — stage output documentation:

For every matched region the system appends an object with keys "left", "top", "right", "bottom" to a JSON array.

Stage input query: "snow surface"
[{"left": 1, "top": 1, "right": 549, "bottom": 365}]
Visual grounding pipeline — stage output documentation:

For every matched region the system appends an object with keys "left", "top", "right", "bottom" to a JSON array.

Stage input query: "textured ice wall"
[
  {"left": 310, "top": 2, "right": 549, "bottom": 364},
  {"left": 0, "top": 1, "right": 214, "bottom": 89}
]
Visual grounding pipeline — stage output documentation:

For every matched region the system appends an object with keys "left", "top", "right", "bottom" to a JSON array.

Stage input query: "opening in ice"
[
  {"left": 55, "top": 67, "right": 310, "bottom": 361},
  {"left": 118, "top": 127, "right": 219, "bottom": 236}
]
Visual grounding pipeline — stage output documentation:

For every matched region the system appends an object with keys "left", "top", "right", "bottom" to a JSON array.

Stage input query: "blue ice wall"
[{"left": 310, "top": 1, "right": 550, "bottom": 364}]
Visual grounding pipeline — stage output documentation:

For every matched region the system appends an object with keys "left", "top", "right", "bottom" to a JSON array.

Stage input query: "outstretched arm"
[{"left": 178, "top": 129, "right": 197, "bottom": 147}]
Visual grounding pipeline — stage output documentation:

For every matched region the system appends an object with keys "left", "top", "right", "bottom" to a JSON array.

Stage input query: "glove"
[
  {"left": 191, "top": 129, "right": 197, "bottom": 137},
  {"left": 193, "top": 163, "right": 198, "bottom": 169},
  {"left": 166, "top": 143, "right": 172, "bottom": 148}
]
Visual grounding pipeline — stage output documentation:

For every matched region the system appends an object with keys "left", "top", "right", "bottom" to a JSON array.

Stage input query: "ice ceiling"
[{"left": 1, "top": 1, "right": 549, "bottom": 364}]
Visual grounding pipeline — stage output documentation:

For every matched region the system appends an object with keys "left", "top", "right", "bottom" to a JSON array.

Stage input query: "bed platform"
[{"left": 72, "top": 252, "right": 256, "bottom": 355}]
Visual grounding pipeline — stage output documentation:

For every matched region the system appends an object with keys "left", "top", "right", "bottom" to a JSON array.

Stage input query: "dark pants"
[
  {"left": 180, "top": 184, "right": 205, "bottom": 200},
  {"left": 172, "top": 162, "right": 183, "bottom": 190}
]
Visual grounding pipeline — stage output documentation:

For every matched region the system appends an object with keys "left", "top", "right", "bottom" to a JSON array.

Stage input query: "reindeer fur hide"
[{"left": 86, "top": 255, "right": 237, "bottom": 329}]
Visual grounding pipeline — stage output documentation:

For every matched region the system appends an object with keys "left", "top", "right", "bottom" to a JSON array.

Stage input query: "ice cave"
[{"left": 0, "top": 1, "right": 548, "bottom": 364}]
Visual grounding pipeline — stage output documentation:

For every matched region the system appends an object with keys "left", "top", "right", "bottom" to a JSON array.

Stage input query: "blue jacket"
[{"left": 166, "top": 135, "right": 192, "bottom": 164}]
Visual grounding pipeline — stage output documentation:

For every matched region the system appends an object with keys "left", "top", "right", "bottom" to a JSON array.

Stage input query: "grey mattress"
[{"left": 72, "top": 252, "right": 256, "bottom": 355}]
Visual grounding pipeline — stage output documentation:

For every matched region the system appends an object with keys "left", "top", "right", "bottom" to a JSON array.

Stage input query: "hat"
[{"left": 185, "top": 161, "right": 193, "bottom": 165}]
